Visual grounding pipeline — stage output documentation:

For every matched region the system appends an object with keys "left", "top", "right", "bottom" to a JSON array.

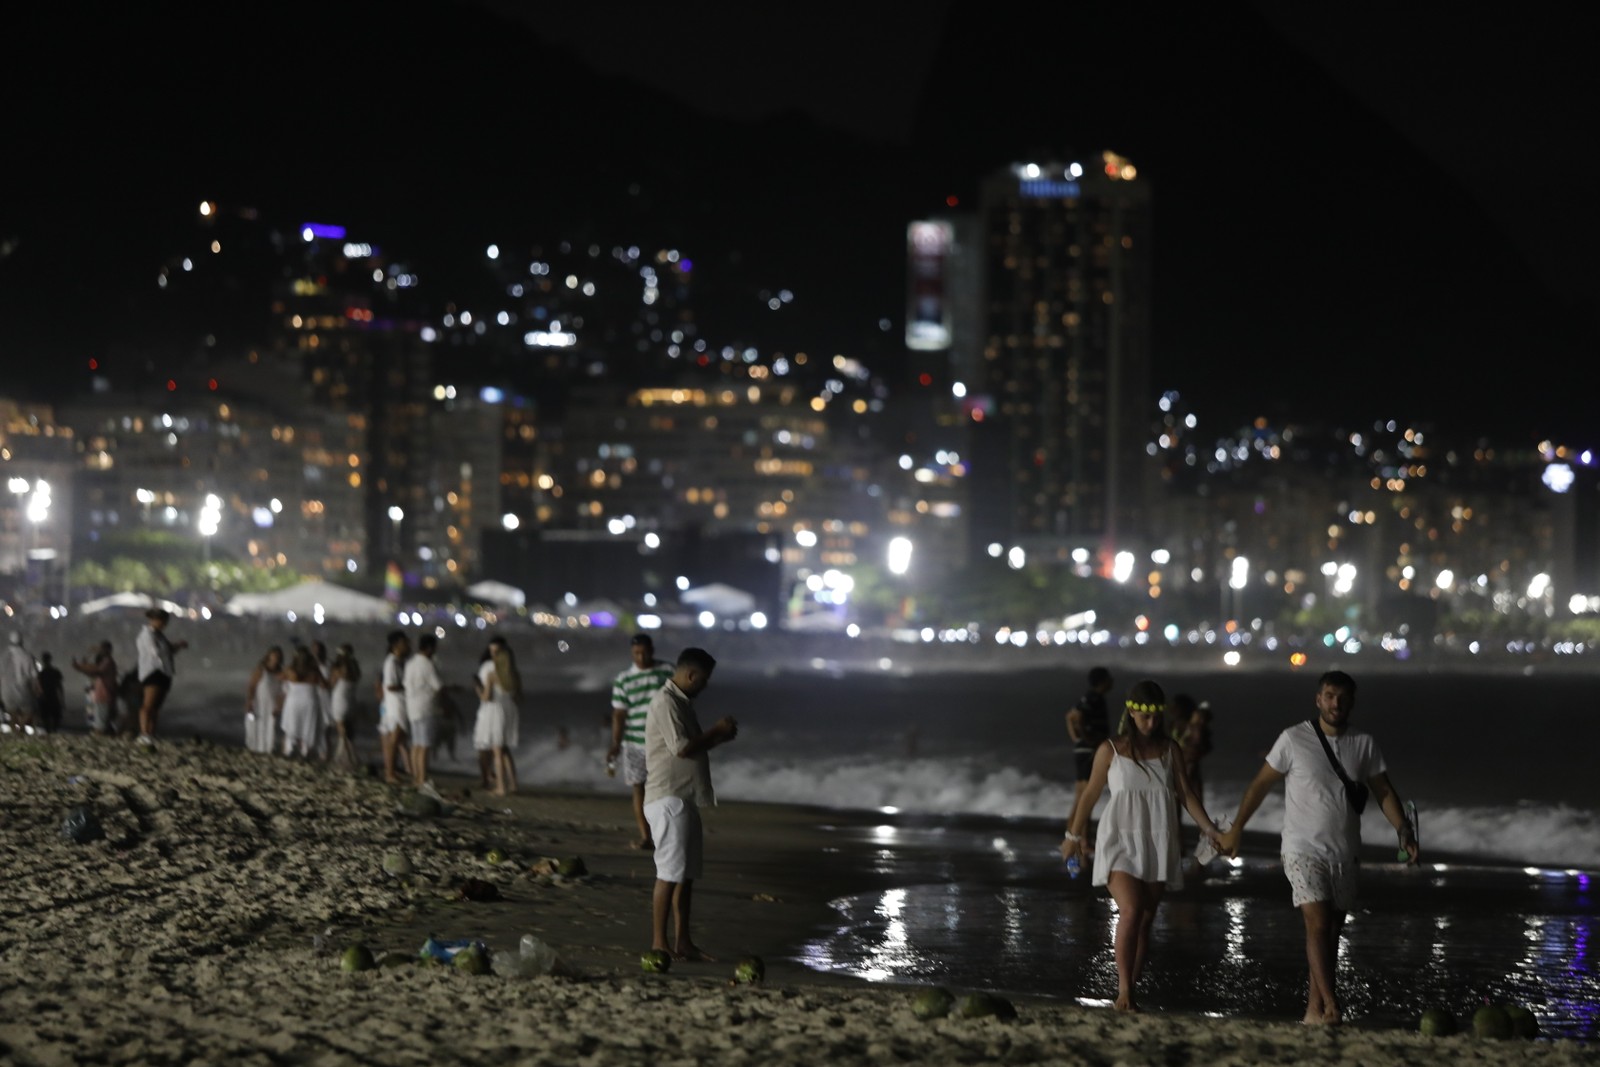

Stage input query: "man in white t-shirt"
[
  {"left": 643, "top": 647, "right": 738, "bottom": 961},
  {"left": 1220, "top": 670, "right": 1418, "bottom": 1025},
  {"left": 402, "top": 633, "right": 443, "bottom": 787}
]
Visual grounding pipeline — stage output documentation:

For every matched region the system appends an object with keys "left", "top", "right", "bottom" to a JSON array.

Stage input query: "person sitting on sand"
[
  {"left": 1061, "top": 679, "right": 1222, "bottom": 1013},
  {"left": 1218, "top": 670, "right": 1418, "bottom": 1025},
  {"left": 643, "top": 647, "right": 738, "bottom": 961},
  {"left": 607, "top": 633, "right": 673, "bottom": 850}
]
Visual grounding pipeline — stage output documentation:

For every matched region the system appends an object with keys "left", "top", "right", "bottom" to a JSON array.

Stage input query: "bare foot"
[
  {"left": 1321, "top": 1007, "right": 1343, "bottom": 1026},
  {"left": 384, "top": 773, "right": 401, "bottom": 785},
  {"left": 674, "top": 944, "right": 717, "bottom": 962},
  {"left": 1114, "top": 994, "right": 1140, "bottom": 1013}
]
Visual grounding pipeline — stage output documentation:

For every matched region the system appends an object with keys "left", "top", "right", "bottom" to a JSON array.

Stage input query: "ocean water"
[{"left": 510, "top": 663, "right": 1599, "bottom": 1038}]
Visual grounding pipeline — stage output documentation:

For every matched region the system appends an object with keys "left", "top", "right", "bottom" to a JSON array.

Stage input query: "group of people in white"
[{"left": 244, "top": 630, "right": 522, "bottom": 795}]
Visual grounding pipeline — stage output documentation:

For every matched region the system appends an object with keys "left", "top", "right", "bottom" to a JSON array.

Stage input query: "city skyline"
[{"left": 3, "top": 1, "right": 1594, "bottom": 447}]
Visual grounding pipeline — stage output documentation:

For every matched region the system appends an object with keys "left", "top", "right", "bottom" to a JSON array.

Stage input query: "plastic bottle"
[
  {"left": 605, "top": 757, "right": 617, "bottom": 778},
  {"left": 518, "top": 934, "right": 559, "bottom": 975},
  {"left": 1065, "top": 854, "right": 1081, "bottom": 879}
]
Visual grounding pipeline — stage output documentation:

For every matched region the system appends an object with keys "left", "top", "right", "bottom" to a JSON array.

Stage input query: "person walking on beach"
[
  {"left": 471, "top": 642, "right": 517, "bottom": 796},
  {"left": 1065, "top": 666, "right": 1114, "bottom": 824},
  {"left": 1218, "top": 670, "right": 1419, "bottom": 1025},
  {"left": 134, "top": 608, "right": 186, "bottom": 746},
  {"left": 245, "top": 646, "right": 286, "bottom": 754},
  {"left": 1061, "top": 679, "right": 1223, "bottom": 1013},
  {"left": 72, "top": 640, "right": 119, "bottom": 736},
  {"left": 607, "top": 633, "right": 673, "bottom": 850},
  {"left": 1, "top": 632, "right": 41, "bottom": 732},
  {"left": 327, "top": 643, "right": 361, "bottom": 771},
  {"left": 643, "top": 647, "right": 738, "bottom": 961},
  {"left": 403, "top": 633, "right": 443, "bottom": 786},
  {"left": 377, "top": 630, "right": 411, "bottom": 784}
]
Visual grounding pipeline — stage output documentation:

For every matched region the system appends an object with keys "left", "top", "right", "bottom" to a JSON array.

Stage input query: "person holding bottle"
[{"left": 1061, "top": 679, "right": 1222, "bottom": 1013}]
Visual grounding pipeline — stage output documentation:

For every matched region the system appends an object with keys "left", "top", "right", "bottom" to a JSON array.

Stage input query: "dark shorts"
[
  {"left": 141, "top": 671, "right": 172, "bottom": 692},
  {"left": 1073, "top": 749, "right": 1096, "bottom": 782}
]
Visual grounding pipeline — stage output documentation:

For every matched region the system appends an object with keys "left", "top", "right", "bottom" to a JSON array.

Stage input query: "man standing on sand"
[
  {"left": 1065, "top": 666, "right": 1114, "bottom": 825},
  {"left": 643, "top": 647, "right": 738, "bottom": 961},
  {"left": 402, "top": 633, "right": 443, "bottom": 787},
  {"left": 1219, "top": 669, "right": 1419, "bottom": 1025},
  {"left": 607, "top": 633, "right": 673, "bottom": 850},
  {"left": 72, "top": 640, "right": 119, "bottom": 735},
  {"left": 377, "top": 630, "right": 411, "bottom": 784}
]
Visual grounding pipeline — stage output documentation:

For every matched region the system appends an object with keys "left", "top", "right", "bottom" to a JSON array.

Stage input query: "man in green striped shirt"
[{"left": 608, "top": 634, "right": 673, "bottom": 850}]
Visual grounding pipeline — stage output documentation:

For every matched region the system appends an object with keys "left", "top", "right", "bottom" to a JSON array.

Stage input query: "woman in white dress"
[
  {"left": 472, "top": 645, "right": 517, "bottom": 796},
  {"left": 280, "top": 646, "right": 330, "bottom": 759},
  {"left": 1061, "top": 679, "right": 1222, "bottom": 1013},
  {"left": 244, "top": 646, "right": 285, "bottom": 754},
  {"left": 327, "top": 644, "right": 361, "bottom": 771}
]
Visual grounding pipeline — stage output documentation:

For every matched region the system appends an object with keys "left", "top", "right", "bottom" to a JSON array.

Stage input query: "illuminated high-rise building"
[{"left": 966, "top": 153, "right": 1155, "bottom": 565}]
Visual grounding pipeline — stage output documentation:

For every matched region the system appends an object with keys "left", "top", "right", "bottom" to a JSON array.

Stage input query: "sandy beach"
[{"left": 1, "top": 734, "right": 1594, "bottom": 1066}]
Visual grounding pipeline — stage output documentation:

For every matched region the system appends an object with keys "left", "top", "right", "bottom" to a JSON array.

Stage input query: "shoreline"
[{"left": 2, "top": 735, "right": 1594, "bottom": 1064}]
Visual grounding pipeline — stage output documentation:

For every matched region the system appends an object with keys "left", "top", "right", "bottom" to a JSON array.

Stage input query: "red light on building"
[
  {"left": 166, "top": 379, "right": 177, "bottom": 391},
  {"left": 918, "top": 373, "right": 932, "bottom": 386},
  {"left": 945, "top": 195, "right": 959, "bottom": 207},
  {"left": 88, "top": 358, "right": 99, "bottom": 370},
  {"left": 208, "top": 378, "right": 219, "bottom": 391}
]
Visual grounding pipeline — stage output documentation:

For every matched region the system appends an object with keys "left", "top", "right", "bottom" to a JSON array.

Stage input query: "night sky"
[{"left": 3, "top": 1, "right": 1593, "bottom": 444}]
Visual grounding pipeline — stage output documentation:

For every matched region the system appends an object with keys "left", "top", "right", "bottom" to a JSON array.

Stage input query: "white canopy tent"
[
  {"left": 680, "top": 583, "right": 757, "bottom": 616},
  {"left": 465, "top": 579, "right": 526, "bottom": 608},
  {"left": 76, "top": 592, "right": 186, "bottom": 616},
  {"left": 225, "top": 581, "right": 394, "bottom": 623}
]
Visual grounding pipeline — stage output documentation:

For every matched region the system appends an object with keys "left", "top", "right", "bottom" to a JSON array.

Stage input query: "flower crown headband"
[{"left": 1125, "top": 700, "right": 1164, "bottom": 714}]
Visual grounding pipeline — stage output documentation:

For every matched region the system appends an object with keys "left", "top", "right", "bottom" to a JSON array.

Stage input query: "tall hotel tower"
[{"left": 959, "top": 153, "right": 1154, "bottom": 564}]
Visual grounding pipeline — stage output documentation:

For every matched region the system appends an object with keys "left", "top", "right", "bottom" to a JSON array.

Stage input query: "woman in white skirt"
[
  {"left": 280, "top": 645, "right": 330, "bottom": 759},
  {"left": 244, "top": 646, "right": 285, "bottom": 754},
  {"left": 472, "top": 646, "right": 516, "bottom": 795},
  {"left": 1061, "top": 679, "right": 1222, "bottom": 1012},
  {"left": 327, "top": 643, "right": 361, "bottom": 771}
]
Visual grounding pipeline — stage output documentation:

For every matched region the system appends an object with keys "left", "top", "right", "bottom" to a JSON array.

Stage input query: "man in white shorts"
[
  {"left": 403, "top": 633, "right": 442, "bottom": 787},
  {"left": 642, "top": 647, "right": 738, "bottom": 961},
  {"left": 607, "top": 634, "right": 673, "bottom": 850},
  {"left": 378, "top": 630, "right": 411, "bottom": 784},
  {"left": 1220, "top": 670, "right": 1418, "bottom": 1025}
]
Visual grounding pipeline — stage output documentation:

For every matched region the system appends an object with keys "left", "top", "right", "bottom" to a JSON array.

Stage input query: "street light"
[
  {"left": 887, "top": 536, "right": 913, "bottom": 576},
  {"left": 198, "top": 493, "right": 222, "bottom": 564},
  {"left": 387, "top": 505, "right": 405, "bottom": 558}
]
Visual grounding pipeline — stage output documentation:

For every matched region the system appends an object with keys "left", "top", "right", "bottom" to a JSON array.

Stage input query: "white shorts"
[
  {"left": 1283, "top": 853, "right": 1359, "bottom": 911},
  {"left": 620, "top": 742, "right": 648, "bottom": 787},
  {"left": 644, "top": 796, "right": 703, "bottom": 883},
  {"left": 379, "top": 702, "right": 408, "bottom": 735},
  {"left": 407, "top": 715, "right": 435, "bottom": 749}
]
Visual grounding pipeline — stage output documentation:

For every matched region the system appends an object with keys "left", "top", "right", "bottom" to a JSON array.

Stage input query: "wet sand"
[{"left": 1, "top": 734, "right": 1594, "bottom": 1065}]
